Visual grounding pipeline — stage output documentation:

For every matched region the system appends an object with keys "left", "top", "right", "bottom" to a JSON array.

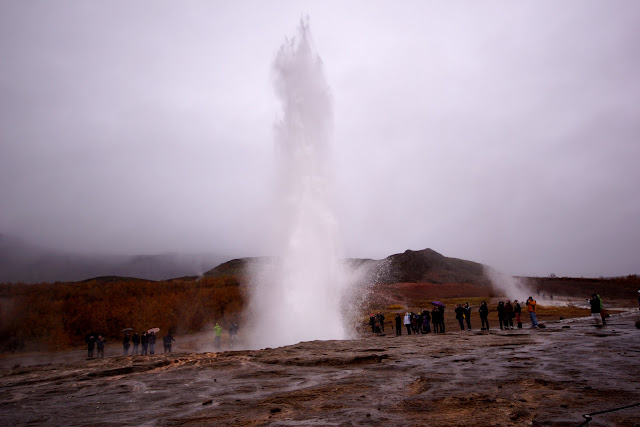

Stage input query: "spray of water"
[
  {"left": 485, "top": 266, "right": 534, "bottom": 300},
  {"left": 246, "top": 19, "right": 352, "bottom": 349}
]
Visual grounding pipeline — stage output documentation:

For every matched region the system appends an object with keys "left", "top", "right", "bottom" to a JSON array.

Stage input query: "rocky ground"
[{"left": 1, "top": 311, "right": 640, "bottom": 427}]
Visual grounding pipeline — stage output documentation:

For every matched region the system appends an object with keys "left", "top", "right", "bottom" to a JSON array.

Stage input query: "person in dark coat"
[
  {"left": 514, "top": 300, "right": 523, "bottom": 328},
  {"left": 86, "top": 334, "right": 96, "bottom": 358},
  {"left": 505, "top": 300, "right": 514, "bottom": 329},
  {"left": 431, "top": 307, "right": 440, "bottom": 333},
  {"left": 163, "top": 332, "right": 175, "bottom": 353},
  {"left": 463, "top": 303, "right": 472, "bottom": 331},
  {"left": 96, "top": 335, "right": 106, "bottom": 358},
  {"left": 479, "top": 301, "right": 489, "bottom": 330},
  {"left": 590, "top": 294, "right": 602, "bottom": 326},
  {"left": 123, "top": 333, "right": 130, "bottom": 355},
  {"left": 455, "top": 304, "right": 465, "bottom": 331},
  {"left": 149, "top": 332, "right": 156, "bottom": 355},
  {"left": 377, "top": 313, "right": 385, "bottom": 333},
  {"left": 438, "top": 306, "right": 446, "bottom": 333},
  {"left": 132, "top": 332, "right": 140, "bottom": 355},
  {"left": 422, "top": 309, "right": 431, "bottom": 334},
  {"left": 497, "top": 302, "right": 506, "bottom": 330},
  {"left": 141, "top": 332, "right": 149, "bottom": 355},
  {"left": 394, "top": 313, "right": 402, "bottom": 336}
]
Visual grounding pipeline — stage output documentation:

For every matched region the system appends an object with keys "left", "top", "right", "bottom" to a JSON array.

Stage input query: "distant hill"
[
  {"left": 374, "top": 248, "right": 489, "bottom": 285},
  {"left": 0, "top": 234, "right": 230, "bottom": 283},
  {"left": 203, "top": 248, "right": 489, "bottom": 286}
]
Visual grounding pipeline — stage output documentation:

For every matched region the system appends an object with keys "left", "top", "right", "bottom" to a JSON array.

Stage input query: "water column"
[{"left": 247, "top": 19, "right": 349, "bottom": 349}]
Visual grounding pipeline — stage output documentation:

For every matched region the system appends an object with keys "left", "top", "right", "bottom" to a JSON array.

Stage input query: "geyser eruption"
[{"left": 246, "top": 19, "right": 350, "bottom": 349}]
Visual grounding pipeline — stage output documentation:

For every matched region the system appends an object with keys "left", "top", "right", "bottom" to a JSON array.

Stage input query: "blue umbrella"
[{"left": 431, "top": 301, "right": 446, "bottom": 307}]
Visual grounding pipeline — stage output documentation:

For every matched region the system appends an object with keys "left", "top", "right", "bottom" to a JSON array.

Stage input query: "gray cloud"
[{"left": 1, "top": 1, "right": 639, "bottom": 277}]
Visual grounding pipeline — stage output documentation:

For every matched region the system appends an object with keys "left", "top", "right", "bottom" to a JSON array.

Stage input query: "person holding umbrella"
[{"left": 432, "top": 301, "right": 446, "bottom": 333}]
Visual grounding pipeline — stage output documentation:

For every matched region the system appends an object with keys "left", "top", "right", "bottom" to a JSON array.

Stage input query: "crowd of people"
[
  {"left": 367, "top": 296, "right": 560, "bottom": 336},
  {"left": 84, "top": 292, "right": 620, "bottom": 359},
  {"left": 86, "top": 322, "right": 241, "bottom": 359}
]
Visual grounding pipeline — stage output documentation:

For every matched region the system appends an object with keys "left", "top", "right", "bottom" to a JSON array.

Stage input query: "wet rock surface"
[{"left": 2, "top": 313, "right": 640, "bottom": 426}]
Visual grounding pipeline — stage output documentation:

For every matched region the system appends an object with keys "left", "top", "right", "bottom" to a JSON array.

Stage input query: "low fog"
[{"left": 1, "top": 1, "right": 639, "bottom": 278}]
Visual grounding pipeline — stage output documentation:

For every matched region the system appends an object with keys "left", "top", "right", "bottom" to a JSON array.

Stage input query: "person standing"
[
  {"left": 590, "top": 294, "right": 602, "bottom": 326},
  {"left": 86, "top": 334, "right": 95, "bottom": 358},
  {"left": 527, "top": 297, "right": 538, "bottom": 328},
  {"left": 455, "top": 304, "right": 465, "bottom": 331},
  {"left": 96, "top": 335, "right": 106, "bottom": 358},
  {"left": 149, "top": 332, "right": 156, "bottom": 355},
  {"left": 403, "top": 312, "right": 412, "bottom": 335},
  {"left": 132, "top": 332, "right": 140, "bottom": 355},
  {"left": 597, "top": 294, "right": 607, "bottom": 325},
  {"left": 141, "top": 332, "right": 149, "bottom": 355},
  {"left": 463, "top": 303, "right": 472, "bottom": 331},
  {"left": 394, "top": 313, "right": 402, "bottom": 336},
  {"left": 378, "top": 313, "right": 385, "bottom": 333},
  {"left": 479, "top": 301, "right": 489, "bottom": 330},
  {"left": 122, "top": 333, "right": 130, "bottom": 355},
  {"left": 214, "top": 322, "right": 223, "bottom": 349},
  {"left": 422, "top": 309, "right": 431, "bottom": 334},
  {"left": 431, "top": 307, "right": 440, "bottom": 333},
  {"left": 505, "top": 300, "right": 514, "bottom": 329},
  {"left": 514, "top": 300, "right": 522, "bottom": 328},
  {"left": 436, "top": 306, "right": 444, "bottom": 334},
  {"left": 163, "top": 332, "right": 175, "bottom": 353},
  {"left": 229, "top": 322, "right": 239, "bottom": 348},
  {"left": 497, "top": 302, "right": 506, "bottom": 330}
]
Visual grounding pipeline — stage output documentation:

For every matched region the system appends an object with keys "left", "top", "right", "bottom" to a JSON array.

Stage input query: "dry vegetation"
[
  {"left": 0, "top": 276, "right": 244, "bottom": 352},
  {"left": 1, "top": 273, "right": 637, "bottom": 353}
]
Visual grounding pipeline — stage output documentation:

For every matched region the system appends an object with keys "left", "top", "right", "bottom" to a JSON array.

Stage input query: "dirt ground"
[{"left": 1, "top": 308, "right": 640, "bottom": 426}]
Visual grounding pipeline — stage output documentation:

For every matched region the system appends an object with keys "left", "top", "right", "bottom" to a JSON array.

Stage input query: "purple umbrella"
[{"left": 431, "top": 301, "right": 446, "bottom": 307}]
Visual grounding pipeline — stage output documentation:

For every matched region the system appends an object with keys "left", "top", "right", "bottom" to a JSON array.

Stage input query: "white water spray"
[
  {"left": 484, "top": 265, "right": 535, "bottom": 302},
  {"left": 246, "top": 19, "right": 350, "bottom": 349}
]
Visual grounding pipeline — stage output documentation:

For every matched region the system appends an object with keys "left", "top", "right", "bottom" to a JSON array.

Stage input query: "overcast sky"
[{"left": 1, "top": 1, "right": 639, "bottom": 277}]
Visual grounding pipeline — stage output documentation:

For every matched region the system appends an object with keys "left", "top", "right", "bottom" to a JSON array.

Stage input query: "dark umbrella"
[
  {"left": 122, "top": 328, "right": 133, "bottom": 333},
  {"left": 431, "top": 301, "right": 446, "bottom": 307}
]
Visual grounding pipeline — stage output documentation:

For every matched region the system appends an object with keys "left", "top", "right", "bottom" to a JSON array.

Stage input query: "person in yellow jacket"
[
  {"left": 214, "top": 323, "right": 223, "bottom": 350},
  {"left": 526, "top": 297, "right": 538, "bottom": 328}
]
